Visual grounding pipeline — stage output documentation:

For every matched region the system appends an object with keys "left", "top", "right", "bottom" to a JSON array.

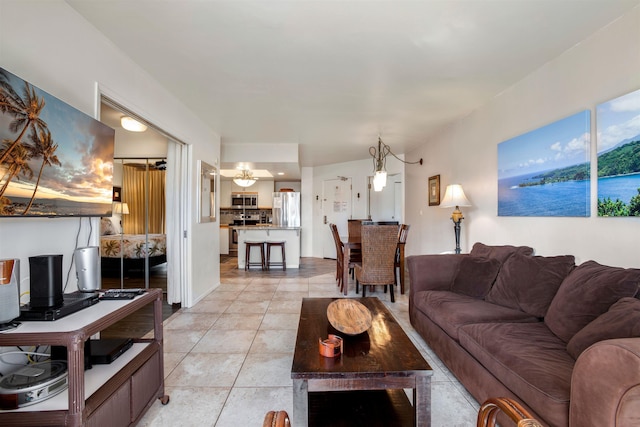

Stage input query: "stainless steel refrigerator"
[{"left": 272, "top": 192, "right": 300, "bottom": 227}]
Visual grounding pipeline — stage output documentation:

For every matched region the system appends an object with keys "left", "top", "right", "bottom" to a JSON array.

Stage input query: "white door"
[{"left": 322, "top": 178, "right": 352, "bottom": 259}]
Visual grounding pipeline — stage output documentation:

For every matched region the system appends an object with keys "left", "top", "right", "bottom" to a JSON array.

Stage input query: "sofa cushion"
[
  {"left": 470, "top": 242, "right": 534, "bottom": 264},
  {"left": 450, "top": 256, "right": 502, "bottom": 299},
  {"left": 486, "top": 253, "right": 575, "bottom": 318},
  {"left": 412, "top": 290, "right": 539, "bottom": 340},
  {"left": 545, "top": 260, "right": 640, "bottom": 343},
  {"left": 567, "top": 297, "right": 640, "bottom": 359},
  {"left": 459, "top": 322, "right": 574, "bottom": 427}
]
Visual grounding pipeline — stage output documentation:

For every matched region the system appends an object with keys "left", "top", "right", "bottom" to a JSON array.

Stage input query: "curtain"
[
  {"left": 122, "top": 164, "right": 165, "bottom": 234},
  {"left": 166, "top": 142, "right": 185, "bottom": 304}
]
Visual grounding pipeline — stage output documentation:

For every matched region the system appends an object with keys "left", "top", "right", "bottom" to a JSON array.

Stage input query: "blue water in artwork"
[
  {"left": 498, "top": 173, "right": 589, "bottom": 217},
  {"left": 597, "top": 173, "right": 640, "bottom": 203}
]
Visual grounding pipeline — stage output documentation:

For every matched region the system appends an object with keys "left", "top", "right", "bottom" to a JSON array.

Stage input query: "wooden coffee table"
[{"left": 291, "top": 297, "right": 432, "bottom": 426}]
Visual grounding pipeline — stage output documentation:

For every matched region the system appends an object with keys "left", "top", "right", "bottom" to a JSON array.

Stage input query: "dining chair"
[
  {"left": 347, "top": 219, "right": 363, "bottom": 239},
  {"left": 346, "top": 219, "right": 364, "bottom": 279},
  {"left": 329, "top": 223, "right": 344, "bottom": 291},
  {"left": 395, "top": 224, "right": 410, "bottom": 294},
  {"left": 477, "top": 397, "right": 543, "bottom": 427},
  {"left": 355, "top": 224, "right": 399, "bottom": 302}
]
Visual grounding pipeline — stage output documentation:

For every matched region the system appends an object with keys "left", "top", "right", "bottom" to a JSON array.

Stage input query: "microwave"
[{"left": 231, "top": 192, "right": 258, "bottom": 209}]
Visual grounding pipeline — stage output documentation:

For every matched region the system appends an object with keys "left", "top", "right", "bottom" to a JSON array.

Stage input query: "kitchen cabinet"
[
  {"left": 220, "top": 226, "right": 229, "bottom": 255},
  {"left": 0, "top": 289, "right": 167, "bottom": 426},
  {"left": 221, "top": 180, "right": 274, "bottom": 209}
]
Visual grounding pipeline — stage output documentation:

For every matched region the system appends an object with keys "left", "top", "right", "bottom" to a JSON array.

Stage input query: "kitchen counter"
[{"left": 236, "top": 227, "right": 301, "bottom": 269}]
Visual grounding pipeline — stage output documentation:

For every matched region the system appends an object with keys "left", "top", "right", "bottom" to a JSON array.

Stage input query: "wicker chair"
[
  {"left": 477, "top": 398, "right": 544, "bottom": 427},
  {"left": 263, "top": 410, "right": 291, "bottom": 427},
  {"left": 355, "top": 224, "right": 399, "bottom": 302}
]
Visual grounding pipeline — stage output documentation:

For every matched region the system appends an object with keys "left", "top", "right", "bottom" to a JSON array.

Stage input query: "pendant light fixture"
[{"left": 369, "top": 136, "right": 423, "bottom": 191}]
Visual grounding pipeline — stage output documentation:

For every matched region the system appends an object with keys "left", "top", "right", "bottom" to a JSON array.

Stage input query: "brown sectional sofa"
[{"left": 407, "top": 243, "right": 640, "bottom": 427}]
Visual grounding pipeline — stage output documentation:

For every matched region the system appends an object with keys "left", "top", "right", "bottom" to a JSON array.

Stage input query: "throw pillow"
[
  {"left": 545, "top": 260, "right": 640, "bottom": 343},
  {"left": 100, "top": 217, "right": 115, "bottom": 235},
  {"left": 470, "top": 242, "right": 534, "bottom": 264},
  {"left": 450, "top": 256, "right": 502, "bottom": 299},
  {"left": 567, "top": 297, "right": 640, "bottom": 359},
  {"left": 486, "top": 253, "right": 575, "bottom": 318}
]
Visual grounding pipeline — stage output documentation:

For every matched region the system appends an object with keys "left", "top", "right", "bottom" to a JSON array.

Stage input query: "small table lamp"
[
  {"left": 440, "top": 184, "right": 471, "bottom": 254},
  {"left": 112, "top": 202, "right": 129, "bottom": 230}
]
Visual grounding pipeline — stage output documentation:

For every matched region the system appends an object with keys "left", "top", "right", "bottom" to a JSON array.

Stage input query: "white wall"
[
  {"left": 0, "top": 0, "right": 220, "bottom": 305},
  {"left": 306, "top": 156, "right": 406, "bottom": 257},
  {"left": 405, "top": 6, "right": 640, "bottom": 268}
]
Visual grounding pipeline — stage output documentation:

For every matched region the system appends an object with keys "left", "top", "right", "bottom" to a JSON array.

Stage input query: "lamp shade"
[
  {"left": 112, "top": 202, "right": 129, "bottom": 215},
  {"left": 372, "top": 170, "right": 387, "bottom": 192},
  {"left": 440, "top": 184, "right": 471, "bottom": 208}
]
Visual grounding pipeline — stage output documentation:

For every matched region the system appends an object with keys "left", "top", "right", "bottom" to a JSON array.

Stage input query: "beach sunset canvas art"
[{"left": 0, "top": 67, "right": 115, "bottom": 217}]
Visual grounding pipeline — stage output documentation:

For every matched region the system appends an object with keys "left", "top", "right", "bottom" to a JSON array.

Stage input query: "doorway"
[
  {"left": 98, "top": 99, "right": 187, "bottom": 305},
  {"left": 368, "top": 173, "right": 402, "bottom": 222},
  {"left": 322, "top": 177, "right": 352, "bottom": 259}
]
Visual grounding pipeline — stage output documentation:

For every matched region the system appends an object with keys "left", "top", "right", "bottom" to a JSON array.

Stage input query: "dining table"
[{"left": 340, "top": 236, "right": 406, "bottom": 296}]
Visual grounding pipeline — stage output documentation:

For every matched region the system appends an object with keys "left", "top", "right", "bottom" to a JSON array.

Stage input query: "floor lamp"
[{"left": 440, "top": 184, "right": 471, "bottom": 254}]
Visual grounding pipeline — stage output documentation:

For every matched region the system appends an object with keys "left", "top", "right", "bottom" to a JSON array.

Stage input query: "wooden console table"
[{"left": 0, "top": 289, "right": 168, "bottom": 426}]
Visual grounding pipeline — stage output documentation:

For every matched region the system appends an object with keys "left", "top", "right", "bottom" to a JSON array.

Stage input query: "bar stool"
[
  {"left": 266, "top": 241, "right": 286, "bottom": 271},
  {"left": 245, "top": 241, "right": 266, "bottom": 271}
]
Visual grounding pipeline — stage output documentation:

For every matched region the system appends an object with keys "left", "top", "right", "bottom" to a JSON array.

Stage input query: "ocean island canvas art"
[
  {"left": 596, "top": 88, "right": 640, "bottom": 217},
  {"left": 498, "top": 110, "right": 590, "bottom": 217},
  {"left": 0, "top": 67, "right": 115, "bottom": 217}
]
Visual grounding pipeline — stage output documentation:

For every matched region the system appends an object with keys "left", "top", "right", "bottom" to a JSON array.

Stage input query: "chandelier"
[
  {"left": 369, "top": 136, "right": 423, "bottom": 191},
  {"left": 233, "top": 169, "right": 257, "bottom": 187}
]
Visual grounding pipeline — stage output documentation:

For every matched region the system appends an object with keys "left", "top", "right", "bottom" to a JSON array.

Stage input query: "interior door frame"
[{"left": 96, "top": 85, "right": 189, "bottom": 303}]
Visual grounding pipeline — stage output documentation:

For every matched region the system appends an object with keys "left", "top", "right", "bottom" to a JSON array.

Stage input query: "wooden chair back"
[
  {"left": 347, "top": 219, "right": 364, "bottom": 239},
  {"left": 477, "top": 398, "right": 543, "bottom": 427}
]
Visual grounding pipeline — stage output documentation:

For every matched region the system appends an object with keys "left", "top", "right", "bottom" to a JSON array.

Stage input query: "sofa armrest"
[
  {"left": 407, "top": 254, "right": 466, "bottom": 295},
  {"left": 570, "top": 338, "right": 640, "bottom": 427}
]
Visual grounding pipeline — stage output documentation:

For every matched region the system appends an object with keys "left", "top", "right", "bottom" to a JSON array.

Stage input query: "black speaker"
[{"left": 29, "top": 254, "right": 63, "bottom": 308}]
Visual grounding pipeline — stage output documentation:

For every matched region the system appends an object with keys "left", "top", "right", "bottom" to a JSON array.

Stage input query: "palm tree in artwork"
[
  {"left": 0, "top": 140, "right": 34, "bottom": 198},
  {"left": 0, "top": 80, "right": 48, "bottom": 165},
  {"left": 23, "top": 128, "right": 61, "bottom": 215}
]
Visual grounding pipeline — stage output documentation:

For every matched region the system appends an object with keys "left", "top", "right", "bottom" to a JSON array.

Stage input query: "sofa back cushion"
[
  {"left": 545, "top": 261, "right": 640, "bottom": 343},
  {"left": 450, "top": 256, "right": 502, "bottom": 299},
  {"left": 566, "top": 297, "right": 640, "bottom": 359},
  {"left": 486, "top": 254, "right": 575, "bottom": 318},
  {"left": 470, "top": 242, "right": 534, "bottom": 263}
]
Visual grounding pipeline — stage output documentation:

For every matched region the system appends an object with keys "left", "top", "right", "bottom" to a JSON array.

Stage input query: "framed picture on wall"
[
  {"left": 428, "top": 175, "right": 440, "bottom": 206},
  {"left": 112, "top": 187, "right": 121, "bottom": 202}
]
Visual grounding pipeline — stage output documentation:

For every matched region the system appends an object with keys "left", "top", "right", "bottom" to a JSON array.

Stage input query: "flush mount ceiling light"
[
  {"left": 121, "top": 116, "right": 147, "bottom": 132},
  {"left": 369, "top": 136, "right": 423, "bottom": 191},
  {"left": 233, "top": 169, "right": 257, "bottom": 187}
]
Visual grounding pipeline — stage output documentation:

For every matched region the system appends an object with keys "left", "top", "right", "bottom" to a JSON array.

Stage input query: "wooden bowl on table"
[{"left": 326, "top": 299, "right": 372, "bottom": 335}]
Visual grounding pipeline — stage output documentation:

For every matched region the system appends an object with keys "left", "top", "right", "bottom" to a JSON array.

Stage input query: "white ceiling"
[{"left": 68, "top": 0, "right": 639, "bottom": 177}]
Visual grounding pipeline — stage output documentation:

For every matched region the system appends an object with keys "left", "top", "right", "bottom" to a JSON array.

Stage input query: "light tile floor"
[{"left": 139, "top": 272, "right": 480, "bottom": 426}]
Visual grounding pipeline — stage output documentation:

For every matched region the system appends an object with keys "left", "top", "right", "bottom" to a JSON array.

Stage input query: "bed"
[{"left": 100, "top": 218, "right": 167, "bottom": 274}]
